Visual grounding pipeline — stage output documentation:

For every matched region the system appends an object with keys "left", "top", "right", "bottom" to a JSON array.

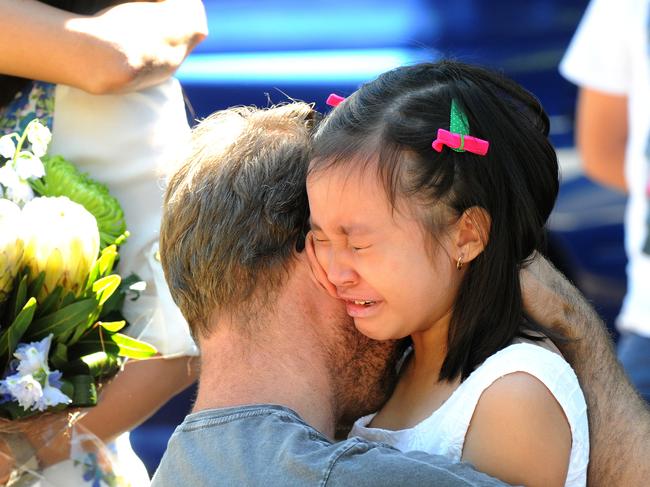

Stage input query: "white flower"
[
  {"left": 0, "top": 374, "right": 43, "bottom": 411},
  {"left": 22, "top": 197, "right": 99, "bottom": 300},
  {"left": 14, "top": 152, "right": 45, "bottom": 180},
  {"left": 36, "top": 381, "right": 71, "bottom": 411},
  {"left": 0, "top": 335, "right": 71, "bottom": 411},
  {"left": 0, "top": 134, "right": 16, "bottom": 159},
  {"left": 25, "top": 121, "right": 51, "bottom": 158},
  {"left": 0, "top": 165, "right": 34, "bottom": 205},
  {"left": 14, "top": 335, "right": 52, "bottom": 376},
  {"left": 0, "top": 164, "right": 18, "bottom": 188}
]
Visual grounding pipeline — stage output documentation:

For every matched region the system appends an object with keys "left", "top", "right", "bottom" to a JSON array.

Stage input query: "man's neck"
[{"left": 192, "top": 306, "right": 337, "bottom": 438}]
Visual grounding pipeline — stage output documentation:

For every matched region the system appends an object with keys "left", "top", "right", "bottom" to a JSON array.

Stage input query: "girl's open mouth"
[{"left": 345, "top": 299, "right": 381, "bottom": 318}]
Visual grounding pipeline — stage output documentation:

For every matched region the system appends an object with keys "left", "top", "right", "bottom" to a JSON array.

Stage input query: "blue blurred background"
[{"left": 131, "top": 0, "right": 627, "bottom": 476}]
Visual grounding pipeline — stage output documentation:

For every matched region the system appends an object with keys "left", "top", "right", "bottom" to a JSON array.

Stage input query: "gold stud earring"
[{"left": 456, "top": 255, "right": 463, "bottom": 270}]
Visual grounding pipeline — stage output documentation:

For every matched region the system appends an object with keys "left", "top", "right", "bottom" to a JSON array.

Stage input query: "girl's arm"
[
  {"left": 462, "top": 372, "right": 572, "bottom": 487},
  {"left": 0, "top": 0, "right": 207, "bottom": 94}
]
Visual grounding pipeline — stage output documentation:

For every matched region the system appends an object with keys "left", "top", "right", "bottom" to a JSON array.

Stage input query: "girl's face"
[{"left": 306, "top": 164, "right": 463, "bottom": 341}]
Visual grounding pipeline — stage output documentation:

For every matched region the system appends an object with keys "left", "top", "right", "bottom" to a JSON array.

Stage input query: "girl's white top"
[{"left": 349, "top": 343, "right": 589, "bottom": 487}]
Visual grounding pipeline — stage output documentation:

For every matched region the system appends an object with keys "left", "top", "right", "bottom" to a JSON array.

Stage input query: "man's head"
[
  {"left": 161, "top": 103, "right": 315, "bottom": 338},
  {"left": 160, "top": 102, "right": 400, "bottom": 422}
]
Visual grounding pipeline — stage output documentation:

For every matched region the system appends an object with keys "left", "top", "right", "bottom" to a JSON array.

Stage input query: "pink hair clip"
[
  {"left": 431, "top": 129, "right": 489, "bottom": 156},
  {"left": 326, "top": 93, "right": 346, "bottom": 107}
]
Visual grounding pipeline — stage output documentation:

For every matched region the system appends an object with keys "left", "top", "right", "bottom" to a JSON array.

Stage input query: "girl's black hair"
[
  {"left": 310, "top": 60, "right": 561, "bottom": 381},
  {"left": 0, "top": 0, "right": 123, "bottom": 108}
]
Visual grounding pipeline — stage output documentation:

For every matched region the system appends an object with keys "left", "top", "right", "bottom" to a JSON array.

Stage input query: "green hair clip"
[
  {"left": 449, "top": 99, "right": 469, "bottom": 152},
  {"left": 431, "top": 100, "right": 490, "bottom": 156}
]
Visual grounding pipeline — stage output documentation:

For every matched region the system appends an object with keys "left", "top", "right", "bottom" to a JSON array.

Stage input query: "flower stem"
[{"left": 12, "top": 119, "right": 39, "bottom": 162}]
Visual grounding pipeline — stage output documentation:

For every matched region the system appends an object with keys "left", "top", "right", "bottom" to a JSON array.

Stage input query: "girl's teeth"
[{"left": 354, "top": 300, "right": 375, "bottom": 306}]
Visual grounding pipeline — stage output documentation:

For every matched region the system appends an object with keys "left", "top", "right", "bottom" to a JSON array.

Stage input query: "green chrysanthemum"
[{"left": 30, "top": 156, "right": 126, "bottom": 248}]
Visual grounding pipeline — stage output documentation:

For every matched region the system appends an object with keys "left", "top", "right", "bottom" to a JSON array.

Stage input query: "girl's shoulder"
[
  {"left": 463, "top": 342, "right": 587, "bottom": 419},
  {"left": 458, "top": 343, "right": 589, "bottom": 486},
  {"left": 433, "top": 342, "right": 588, "bottom": 452},
  {"left": 471, "top": 342, "right": 577, "bottom": 388}
]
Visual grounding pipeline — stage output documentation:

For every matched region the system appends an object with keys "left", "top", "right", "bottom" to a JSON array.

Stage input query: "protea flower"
[
  {"left": 21, "top": 196, "right": 100, "bottom": 301},
  {"left": 0, "top": 199, "right": 23, "bottom": 303},
  {"left": 30, "top": 156, "right": 126, "bottom": 248}
]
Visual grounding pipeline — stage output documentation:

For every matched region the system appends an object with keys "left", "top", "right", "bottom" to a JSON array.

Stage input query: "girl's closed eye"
[
  {"left": 311, "top": 233, "right": 329, "bottom": 243},
  {"left": 351, "top": 243, "right": 371, "bottom": 252}
]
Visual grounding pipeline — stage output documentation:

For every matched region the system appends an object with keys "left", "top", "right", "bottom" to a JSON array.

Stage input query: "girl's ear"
[
  {"left": 304, "top": 231, "right": 338, "bottom": 298},
  {"left": 454, "top": 206, "right": 491, "bottom": 265}
]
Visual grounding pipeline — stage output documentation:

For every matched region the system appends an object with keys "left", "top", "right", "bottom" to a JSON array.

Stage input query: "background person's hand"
[
  {"left": 92, "top": 0, "right": 208, "bottom": 92},
  {"left": 0, "top": 410, "right": 81, "bottom": 483},
  {"left": 0, "top": 0, "right": 208, "bottom": 94}
]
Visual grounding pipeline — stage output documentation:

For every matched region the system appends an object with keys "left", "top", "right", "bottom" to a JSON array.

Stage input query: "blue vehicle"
[{"left": 131, "top": 0, "right": 627, "bottom": 475}]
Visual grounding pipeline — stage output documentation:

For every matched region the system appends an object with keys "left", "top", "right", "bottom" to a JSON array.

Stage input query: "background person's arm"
[
  {"left": 42, "top": 355, "right": 199, "bottom": 465},
  {"left": 575, "top": 87, "right": 628, "bottom": 192},
  {"left": 521, "top": 254, "right": 650, "bottom": 486},
  {"left": 0, "top": 0, "right": 207, "bottom": 94}
]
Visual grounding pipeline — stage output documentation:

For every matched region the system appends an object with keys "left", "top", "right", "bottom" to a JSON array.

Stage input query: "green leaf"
[
  {"left": 84, "top": 352, "right": 120, "bottom": 378},
  {"left": 0, "top": 297, "right": 37, "bottom": 366},
  {"left": 92, "top": 275, "right": 121, "bottom": 307},
  {"left": 25, "top": 299, "right": 97, "bottom": 342},
  {"left": 68, "top": 327, "right": 156, "bottom": 360},
  {"left": 61, "top": 352, "right": 120, "bottom": 378},
  {"left": 26, "top": 271, "right": 45, "bottom": 303},
  {"left": 69, "top": 335, "right": 120, "bottom": 359},
  {"left": 36, "top": 285, "right": 63, "bottom": 317},
  {"left": 98, "top": 321, "right": 126, "bottom": 333},
  {"left": 9, "top": 272, "right": 29, "bottom": 323},
  {"left": 68, "top": 375, "right": 97, "bottom": 407},
  {"left": 98, "top": 245, "right": 118, "bottom": 277},
  {"left": 99, "top": 272, "right": 142, "bottom": 318},
  {"left": 83, "top": 245, "right": 117, "bottom": 292},
  {"left": 0, "top": 401, "right": 37, "bottom": 420},
  {"left": 110, "top": 333, "right": 157, "bottom": 359},
  {"left": 50, "top": 341, "right": 68, "bottom": 370},
  {"left": 60, "top": 291, "right": 77, "bottom": 309},
  {"left": 85, "top": 262, "right": 100, "bottom": 292}
]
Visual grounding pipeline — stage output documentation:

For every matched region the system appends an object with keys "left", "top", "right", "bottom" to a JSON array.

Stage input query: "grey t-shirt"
[{"left": 151, "top": 404, "right": 507, "bottom": 486}]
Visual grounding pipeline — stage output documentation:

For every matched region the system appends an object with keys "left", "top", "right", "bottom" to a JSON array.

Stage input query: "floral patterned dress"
[{"left": 0, "top": 81, "right": 55, "bottom": 134}]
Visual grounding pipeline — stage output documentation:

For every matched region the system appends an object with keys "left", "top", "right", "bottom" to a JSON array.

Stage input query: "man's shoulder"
[
  {"left": 152, "top": 405, "right": 507, "bottom": 487},
  {"left": 328, "top": 437, "right": 507, "bottom": 486}
]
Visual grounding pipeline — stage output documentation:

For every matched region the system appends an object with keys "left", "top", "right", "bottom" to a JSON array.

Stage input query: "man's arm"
[
  {"left": 0, "top": 0, "right": 207, "bottom": 94},
  {"left": 521, "top": 254, "right": 650, "bottom": 486},
  {"left": 575, "top": 87, "right": 628, "bottom": 192}
]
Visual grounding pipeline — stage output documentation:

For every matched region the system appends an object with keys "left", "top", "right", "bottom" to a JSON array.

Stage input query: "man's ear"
[
  {"left": 454, "top": 206, "right": 491, "bottom": 265},
  {"left": 304, "top": 231, "right": 338, "bottom": 298}
]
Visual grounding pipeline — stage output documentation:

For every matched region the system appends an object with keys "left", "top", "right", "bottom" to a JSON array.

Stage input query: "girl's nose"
[{"left": 326, "top": 249, "right": 358, "bottom": 288}]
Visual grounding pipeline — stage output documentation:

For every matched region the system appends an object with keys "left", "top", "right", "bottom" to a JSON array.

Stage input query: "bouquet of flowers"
[{"left": 0, "top": 120, "right": 156, "bottom": 483}]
